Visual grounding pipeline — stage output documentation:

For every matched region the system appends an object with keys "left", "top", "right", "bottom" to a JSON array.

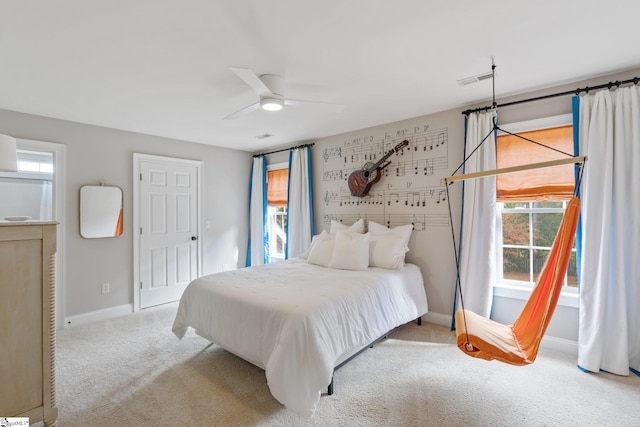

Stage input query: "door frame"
[
  {"left": 133, "top": 153, "right": 203, "bottom": 311},
  {"left": 14, "top": 138, "right": 67, "bottom": 329}
]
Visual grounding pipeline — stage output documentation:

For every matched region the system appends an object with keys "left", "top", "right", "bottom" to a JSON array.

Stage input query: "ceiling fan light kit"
[{"left": 260, "top": 96, "right": 284, "bottom": 111}]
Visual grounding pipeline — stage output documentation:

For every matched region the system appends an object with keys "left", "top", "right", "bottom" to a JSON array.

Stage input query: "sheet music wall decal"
[{"left": 320, "top": 125, "right": 450, "bottom": 230}]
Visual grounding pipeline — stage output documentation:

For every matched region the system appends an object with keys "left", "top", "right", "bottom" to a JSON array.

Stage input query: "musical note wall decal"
[{"left": 320, "top": 125, "right": 451, "bottom": 231}]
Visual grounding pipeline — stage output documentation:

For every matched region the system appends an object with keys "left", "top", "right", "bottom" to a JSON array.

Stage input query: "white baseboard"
[
  {"left": 541, "top": 335, "right": 578, "bottom": 356},
  {"left": 423, "top": 311, "right": 454, "bottom": 327},
  {"left": 423, "top": 311, "right": 578, "bottom": 356},
  {"left": 64, "top": 304, "right": 133, "bottom": 328}
]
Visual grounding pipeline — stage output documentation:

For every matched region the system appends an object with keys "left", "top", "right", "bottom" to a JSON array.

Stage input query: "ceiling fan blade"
[
  {"left": 223, "top": 102, "right": 261, "bottom": 120},
  {"left": 285, "top": 99, "right": 345, "bottom": 113},
  {"left": 229, "top": 67, "right": 272, "bottom": 95}
]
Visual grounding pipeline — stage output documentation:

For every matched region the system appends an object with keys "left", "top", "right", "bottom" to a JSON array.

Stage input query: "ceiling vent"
[
  {"left": 254, "top": 133, "right": 273, "bottom": 139},
  {"left": 457, "top": 71, "right": 494, "bottom": 86}
]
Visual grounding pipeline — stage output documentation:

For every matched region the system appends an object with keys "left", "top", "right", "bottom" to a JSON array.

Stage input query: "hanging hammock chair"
[
  {"left": 453, "top": 196, "right": 581, "bottom": 365},
  {"left": 444, "top": 62, "right": 587, "bottom": 366}
]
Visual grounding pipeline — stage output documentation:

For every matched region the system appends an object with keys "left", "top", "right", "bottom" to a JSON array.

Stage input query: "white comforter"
[{"left": 172, "top": 258, "right": 428, "bottom": 418}]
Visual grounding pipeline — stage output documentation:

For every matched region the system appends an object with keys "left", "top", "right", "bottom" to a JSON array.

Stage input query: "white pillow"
[
  {"left": 369, "top": 234, "right": 409, "bottom": 270},
  {"left": 306, "top": 231, "right": 335, "bottom": 267},
  {"left": 330, "top": 218, "right": 365, "bottom": 235},
  {"left": 328, "top": 230, "right": 370, "bottom": 271},
  {"left": 367, "top": 221, "right": 413, "bottom": 247}
]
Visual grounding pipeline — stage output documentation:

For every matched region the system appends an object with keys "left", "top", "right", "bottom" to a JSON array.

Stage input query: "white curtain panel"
[
  {"left": 457, "top": 111, "right": 497, "bottom": 317},
  {"left": 247, "top": 156, "right": 267, "bottom": 266},
  {"left": 578, "top": 86, "right": 640, "bottom": 376},
  {"left": 286, "top": 147, "right": 314, "bottom": 258}
]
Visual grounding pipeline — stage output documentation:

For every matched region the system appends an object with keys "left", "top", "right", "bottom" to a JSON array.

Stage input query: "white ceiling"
[{"left": 1, "top": 1, "right": 639, "bottom": 153}]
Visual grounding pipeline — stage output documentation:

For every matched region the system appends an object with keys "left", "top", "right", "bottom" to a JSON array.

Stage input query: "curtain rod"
[
  {"left": 252, "top": 142, "right": 315, "bottom": 158},
  {"left": 461, "top": 76, "right": 640, "bottom": 116}
]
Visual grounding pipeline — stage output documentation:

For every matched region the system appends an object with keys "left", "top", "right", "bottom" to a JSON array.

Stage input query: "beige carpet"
[{"left": 54, "top": 303, "right": 639, "bottom": 426}]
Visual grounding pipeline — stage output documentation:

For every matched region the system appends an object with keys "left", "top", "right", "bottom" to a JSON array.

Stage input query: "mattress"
[{"left": 172, "top": 257, "right": 428, "bottom": 417}]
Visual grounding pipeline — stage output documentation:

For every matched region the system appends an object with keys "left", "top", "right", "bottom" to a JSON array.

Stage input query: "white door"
[{"left": 137, "top": 156, "right": 200, "bottom": 308}]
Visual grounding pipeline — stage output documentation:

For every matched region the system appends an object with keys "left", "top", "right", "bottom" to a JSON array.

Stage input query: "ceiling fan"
[{"left": 223, "top": 67, "right": 345, "bottom": 120}]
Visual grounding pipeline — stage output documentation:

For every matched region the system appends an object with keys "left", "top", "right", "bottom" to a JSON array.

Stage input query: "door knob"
[{"left": 191, "top": 236, "right": 197, "bottom": 241}]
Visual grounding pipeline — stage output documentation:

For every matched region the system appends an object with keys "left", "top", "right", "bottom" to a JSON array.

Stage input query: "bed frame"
[{"left": 327, "top": 316, "right": 422, "bottom": 395}]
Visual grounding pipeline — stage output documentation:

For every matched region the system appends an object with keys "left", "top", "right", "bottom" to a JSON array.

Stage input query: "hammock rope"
[{"left": 444, "top": 182, "right": 472, "bottom": 350}]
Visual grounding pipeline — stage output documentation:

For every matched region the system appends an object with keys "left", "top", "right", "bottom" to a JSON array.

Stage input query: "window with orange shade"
[
  {"left": 496, "top": 118, "right": 577, "bottom": 293},
  {"left": 267, "top": 167, "right": 288, "bottom": 262}
]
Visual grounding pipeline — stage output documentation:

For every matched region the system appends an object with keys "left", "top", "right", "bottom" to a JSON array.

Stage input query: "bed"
[{"left": 172, "top": 227, "right": 428, "bottom": 418}]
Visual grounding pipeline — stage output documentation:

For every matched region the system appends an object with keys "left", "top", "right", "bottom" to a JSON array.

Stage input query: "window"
[
  {"left": 16, "top": 150, "right": 54, "bottom": 176},
  {"left": 495, "top": 115, "right": 578, "bottom": 296},
  {"left": 266, "top": 165, "right": 288, "bottom": 262},
  {"left": 268, "top": 205, "right": 287, "bottom": 261},
  {"left": 499, "top": 200, "right": 577, "bottom": 290}
]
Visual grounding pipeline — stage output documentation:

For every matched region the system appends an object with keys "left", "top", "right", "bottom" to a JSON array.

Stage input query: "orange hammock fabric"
[{"left": 455, "top": 196, "right": 581, "bottom": 365}]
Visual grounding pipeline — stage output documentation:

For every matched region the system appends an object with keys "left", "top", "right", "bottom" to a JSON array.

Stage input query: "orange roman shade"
[
  {"left": 496, "top": 125, "right": 575, "bottom": 201},
  {"left": 267, "top": 169, "right": 288, "bottom": 206}
]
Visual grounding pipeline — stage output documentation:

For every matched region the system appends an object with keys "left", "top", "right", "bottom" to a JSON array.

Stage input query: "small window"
[{"left": 16, "top": 150, "right": 54, "bottom": 176}]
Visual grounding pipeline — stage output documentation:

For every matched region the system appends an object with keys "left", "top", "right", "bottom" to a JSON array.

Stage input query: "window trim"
[
  {"left": 497, "top": 114, "right": 572, "bottom": 135},
  {"left": 493, "top": 284, "right": 579, "bottom": 308},
  {"left": 267, "top": 161, "right": 288, "bottom": 171},
  {"left": 493, "top": 114, "right": 578, "bottom": 308}
]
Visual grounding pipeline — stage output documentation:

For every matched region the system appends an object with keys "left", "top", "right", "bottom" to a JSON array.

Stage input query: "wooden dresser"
[{"left": 0, "top": 222, "right": 58, "bottom": 426}]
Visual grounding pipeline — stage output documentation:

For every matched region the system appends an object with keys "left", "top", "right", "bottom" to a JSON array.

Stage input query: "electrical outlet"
[{"left": 101, "top": 283, "right": 110, "bottom": 294}]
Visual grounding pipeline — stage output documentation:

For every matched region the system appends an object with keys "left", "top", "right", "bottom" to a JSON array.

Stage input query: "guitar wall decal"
[{"left": 348, "top": 139, "right": 409, "bottom": 197}]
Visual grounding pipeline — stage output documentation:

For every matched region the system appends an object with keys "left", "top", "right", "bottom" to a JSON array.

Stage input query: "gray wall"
[{"left": 0, "top": 109, "right": 252, "bottom": 320}]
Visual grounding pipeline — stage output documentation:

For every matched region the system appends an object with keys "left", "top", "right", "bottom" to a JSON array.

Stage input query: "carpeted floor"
[{"left": 54, "top": 303, "right": 639, "bottom": 426}]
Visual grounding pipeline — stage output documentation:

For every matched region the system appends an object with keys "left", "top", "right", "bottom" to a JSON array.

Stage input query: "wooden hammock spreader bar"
[{"left": 443, "top": 155, "right": 588, "bottom": 183}]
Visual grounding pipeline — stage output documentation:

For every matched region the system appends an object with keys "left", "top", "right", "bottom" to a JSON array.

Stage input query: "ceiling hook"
[{"left": 490, "top": 58, "right": 498, "bottom": 111}]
